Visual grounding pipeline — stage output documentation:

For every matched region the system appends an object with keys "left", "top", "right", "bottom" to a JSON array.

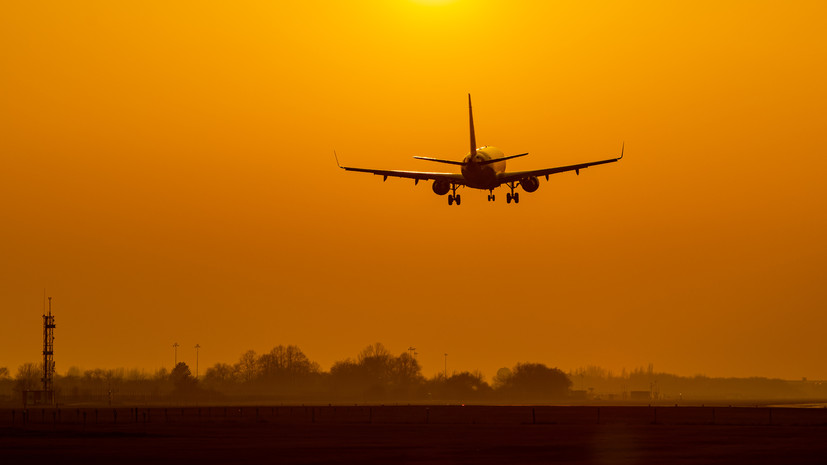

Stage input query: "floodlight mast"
[{"left": 42, "top": 297, "right": 55, "bottom": 396}]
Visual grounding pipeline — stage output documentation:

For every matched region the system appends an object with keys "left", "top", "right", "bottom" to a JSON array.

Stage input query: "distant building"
[
  {"left": 23, "top": 390, "right": 54, "bottom": 407},
  {"left": 630, "top": 390, "right": 651, "bottom": 401},
  {"left": 570, "top": 390, "right": 587, "bottom": 400}
]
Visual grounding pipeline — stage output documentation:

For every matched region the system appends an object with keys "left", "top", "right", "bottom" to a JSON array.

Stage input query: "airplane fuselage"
[{"left": 461, "top": 146, "right": 506, "bottom": 189}]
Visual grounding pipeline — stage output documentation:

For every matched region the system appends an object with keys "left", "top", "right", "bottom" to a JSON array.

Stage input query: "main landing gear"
[
  {"left": 444, "top": 184, "right": 521, "bottom": 205},
  {"left": 447, "top": 184, "right": 461, "bottom": 206},
  {"left": 505, "top": 182, "right": 520, "bottom": 204}
]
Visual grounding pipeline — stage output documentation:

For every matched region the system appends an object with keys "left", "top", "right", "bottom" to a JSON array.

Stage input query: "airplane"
[{"left": 335, "top": 94, "right": 623, "bottom": 205}]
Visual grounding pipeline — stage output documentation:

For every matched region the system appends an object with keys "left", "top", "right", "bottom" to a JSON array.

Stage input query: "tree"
[
  {"left": 13, "top": 363, "right": 41, "bottom": 397},
  {"left": 171, "top": 362, "right": 192, "bottom": 384},
  {"left": 447, "top": 371, "right": 491, "bottom": 396},
  {"left": 0, "top": 366, "right": 10, "bottom": 380},
  {"left": 166, "top": 362, "right": 209, "bottom": 400},
  {"left": 204, "top": 363, "right": 236, "bottom": 385},
  {"left": 358, "top": 342, "right": 392, "bottom": 363},
  {"left": 258, "top": 345, "right": 320, "bottom": 381},
  {"left": 328, "top": 358, "right": 362, "bottom": 396},
  {"left": 171, "top": 362, "right": 196, "bottom": 392},
  {"left": 496, "top": 363, "right": 571, "bottom": 400},
  {"left": 153, "top": 367, "right": 169, "bottom": 381},
  {"left": 234, "top": 350, "right": 259, "bottom": 383},
  {"left": 125, "top": 368, "right": 147, "bottom": 381},
  {"left": 255, "top": 345, "right": 321, "bottom": 395},
  {"left": 388, "top": 352, "right": 424, "bottom": 395},
  {"left": 492, "top": 367, "right": 512, "bottom": 389},
  {"left": 328, "top": 343, "right": 424, "bottom": 400},
  {"left": 83, "top": 368, "right": 105, "bottom": 382},
  {"left": 428, "top": 371, "right": 492, "bottom": 401}
]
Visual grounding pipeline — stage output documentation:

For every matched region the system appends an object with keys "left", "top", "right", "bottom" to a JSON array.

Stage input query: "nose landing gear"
[{"left": 487, "top": 190, "right": 496, "bottom": 202}]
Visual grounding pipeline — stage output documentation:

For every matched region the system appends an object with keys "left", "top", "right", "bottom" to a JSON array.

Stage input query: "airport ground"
[{"left": 2, "top": 405, "right": 827, "bottom": 464}]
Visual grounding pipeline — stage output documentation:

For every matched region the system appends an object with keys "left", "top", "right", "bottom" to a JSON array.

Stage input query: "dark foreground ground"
[{"left": 3, "top": 405, "right": 827, "bottom": 464}]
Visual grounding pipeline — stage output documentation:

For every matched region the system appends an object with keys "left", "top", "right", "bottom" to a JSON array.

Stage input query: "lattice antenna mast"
[{"left": 42, "top": 296, "right": 56, "bottom": 394}]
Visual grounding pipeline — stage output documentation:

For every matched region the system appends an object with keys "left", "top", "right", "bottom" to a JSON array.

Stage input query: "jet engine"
[
  {"left": 520, "top": 176, "right": 540, "bottom": 193},
  {"left": 432, "top": 179, "right": 451, "bottom": 195}
]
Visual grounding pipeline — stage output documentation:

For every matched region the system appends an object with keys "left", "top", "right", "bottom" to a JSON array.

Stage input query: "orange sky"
[{"left": 2, "top": 0, "right": 826, "bottom": 381}]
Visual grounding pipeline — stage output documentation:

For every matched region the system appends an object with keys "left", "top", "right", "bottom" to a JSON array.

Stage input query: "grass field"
[{"left": 3, "top": 405, "right": 827, "bottom": 464}]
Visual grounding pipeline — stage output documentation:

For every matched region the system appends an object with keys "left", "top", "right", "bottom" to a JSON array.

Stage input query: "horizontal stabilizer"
[
  {"left": 414, "top": 152, "right": 528, "bottom": 167},
  {"left": 413, "top": 156, "right": 466, "bottom": 166},
  {"left": 477, "top": 152, "right": 528, "bottom": 166}
]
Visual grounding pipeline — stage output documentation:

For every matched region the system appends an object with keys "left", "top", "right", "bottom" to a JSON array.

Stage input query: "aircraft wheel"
[
  {"left": 506, "top": 193, "right": 512, "bottom": 204},
  {"left": 455, "top": 195, "right": 461, "bottom": 205},
  {"left": 487, "top": 195, "right": 491, "bottom": 201},
  {"left": 492, "top": 194, "right": 495, "bottom": 202},
  {"left": 448, "top": 195, "right": 454, "bottom": 205},
  {"left": 514, "top": 193, "right": 520, "bottom": 204}
]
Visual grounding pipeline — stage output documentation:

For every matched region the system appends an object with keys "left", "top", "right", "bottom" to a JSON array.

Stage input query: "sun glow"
[{"left": 410, "top": 0, "right": 457, "bottom": 5}]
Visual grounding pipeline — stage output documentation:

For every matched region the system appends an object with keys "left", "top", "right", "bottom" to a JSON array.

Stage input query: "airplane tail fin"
[{"left": 468, "top": 94, "right": 476, "bottom": 156}]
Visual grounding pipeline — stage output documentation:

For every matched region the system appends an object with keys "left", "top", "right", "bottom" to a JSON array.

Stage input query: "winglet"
[
  {"left": 619, "top": 142, "right": 624, "bottom": 160},
  {"left": 468, "top": 94, "right": 477, "bottom": 156},
  {"left": 334, "top": 150, "right": 343, "bottom": 168}
]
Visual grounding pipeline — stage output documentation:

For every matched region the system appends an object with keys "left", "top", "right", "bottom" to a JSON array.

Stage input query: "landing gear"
[
  {"left": 487, "top": 190, "right": 496, "bottom": 202},
  {"left": 448, "top": 184, "right": 461, "bottom": 206},
  {"left": 505, "top": 183, "right": 520, "bottom": 204}
]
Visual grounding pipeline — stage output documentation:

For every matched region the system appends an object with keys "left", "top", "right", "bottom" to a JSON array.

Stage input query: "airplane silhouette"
[{"left": 336, "top": 95, "right": 623, "bottom": 205}]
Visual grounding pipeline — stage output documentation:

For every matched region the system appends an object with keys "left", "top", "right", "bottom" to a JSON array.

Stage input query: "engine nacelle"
[
  {"left": 520, "top": 176, "right": 540, "bottom": 193},
  {"left": 432, "top": 179, "right": 451, "bottom": 196}
]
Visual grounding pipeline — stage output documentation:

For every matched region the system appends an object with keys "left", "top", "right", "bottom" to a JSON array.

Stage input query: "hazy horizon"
[{"left": 5, "top": 338, "right": 824, "bottom": 383}]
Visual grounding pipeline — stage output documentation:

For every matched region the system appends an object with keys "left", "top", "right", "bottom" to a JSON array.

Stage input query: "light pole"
[
  {"left": 195, "top": 344, "right": 201, "bottom": 379},
  {"left": 407, "top": 347, "right": 416, "bottom": 372},
  {"left": 444, "top": 353, "right": 448, "bottom": 380},
  {"left": 173, "top": 342, "right": 179, "bottom": 367}
]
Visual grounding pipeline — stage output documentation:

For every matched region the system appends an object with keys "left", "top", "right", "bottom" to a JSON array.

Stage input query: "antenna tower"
[{"left": 42, "top": 297, "right": 56, "bottom": 395}]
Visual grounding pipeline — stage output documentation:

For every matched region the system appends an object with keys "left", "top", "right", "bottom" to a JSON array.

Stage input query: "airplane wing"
[
  {"left": 497, "top": 145, "right": 623, "bottom": 184},
  {"left": 335, "top": 154, "right": 467, "bottom": 185}
]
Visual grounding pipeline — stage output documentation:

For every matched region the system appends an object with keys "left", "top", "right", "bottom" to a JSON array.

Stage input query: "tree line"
[
  {"left": 3, "top": 349, "right": 823, "bottom": 406},
  {"left": 0, "top": 343, "right": 571, "bottom": 405}
]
